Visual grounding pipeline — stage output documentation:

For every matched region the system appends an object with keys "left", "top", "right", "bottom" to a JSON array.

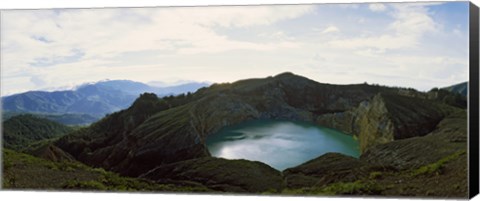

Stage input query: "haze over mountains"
[{"left": 1, "top": 80, "right": 210, "bottom": 124}]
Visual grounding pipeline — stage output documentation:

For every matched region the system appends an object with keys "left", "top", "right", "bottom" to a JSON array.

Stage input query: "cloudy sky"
[{"left": 0, "top": 2, "right": 469, "bottom": 96}]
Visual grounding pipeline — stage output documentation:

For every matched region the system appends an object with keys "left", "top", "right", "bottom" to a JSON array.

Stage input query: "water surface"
[{"left": 206, "top": 120, "right": 360, "bottom": 170}]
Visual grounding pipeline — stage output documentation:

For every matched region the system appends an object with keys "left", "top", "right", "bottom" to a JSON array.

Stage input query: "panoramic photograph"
[{"left": 0, "top": 1, "right": 470, "bottom": 198}]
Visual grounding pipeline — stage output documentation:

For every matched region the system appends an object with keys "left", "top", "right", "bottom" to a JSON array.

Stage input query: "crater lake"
[{"left": 206, "top": 120, "right": 360, "bottom": 170}]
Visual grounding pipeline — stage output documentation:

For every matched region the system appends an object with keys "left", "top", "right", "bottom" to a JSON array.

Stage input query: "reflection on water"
[{"left": 206, "top": 120, "right": 360, "bottom": 171}]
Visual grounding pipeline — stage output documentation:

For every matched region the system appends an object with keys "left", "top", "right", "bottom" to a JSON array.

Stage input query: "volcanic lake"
[{"left": 206, "top": 120, "right": 360, "bottom": 170}]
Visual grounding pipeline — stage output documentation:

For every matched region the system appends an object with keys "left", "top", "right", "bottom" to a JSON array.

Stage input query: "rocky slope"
[{"left": 140, "top": 157, "right": 284, "bottom": 193}]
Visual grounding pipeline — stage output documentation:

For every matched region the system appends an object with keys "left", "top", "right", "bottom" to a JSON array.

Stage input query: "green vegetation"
[
  {"left": 320, "top": 180, "right": 384, "bottom": 195},
  {"left": 369, "top": 171, "right": 383, "bottom": 179},
  {"left": 412, "top": 150, "right": 466, "bottom": 176},
  {"left": 3, "top": 114, "right": 74, "bottom": 151},
  {"left": 63, "top": 169, "right": 211, "bottom": 192},
  {"left": 56, "top": 92, "right": 197, "bottom": 156},
  {"left": 2, "top": 149, "right": 211, "bottom": 192},
  {"left": 2, "top": 111, "right": 98, "bottom": 126},
  {"left": 282, "top": 180, "right": 384, "bottom": 195},
  {"left": 281, "top": 148, "right": 467, "bottom": 197}
]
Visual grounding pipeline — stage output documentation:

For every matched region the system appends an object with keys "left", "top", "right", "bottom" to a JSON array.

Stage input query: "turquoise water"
[{"left": 206, "top": 120, "right": 360, "bottom": 171}]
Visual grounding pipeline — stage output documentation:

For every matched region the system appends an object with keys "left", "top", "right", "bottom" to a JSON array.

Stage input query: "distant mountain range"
[{"left": 1, "top": 80, "right": 210, "bottom": 124}]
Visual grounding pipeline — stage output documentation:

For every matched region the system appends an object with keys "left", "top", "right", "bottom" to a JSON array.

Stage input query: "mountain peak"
[{"left": 274, "top": 72, "right": 296, "bottom": 78}]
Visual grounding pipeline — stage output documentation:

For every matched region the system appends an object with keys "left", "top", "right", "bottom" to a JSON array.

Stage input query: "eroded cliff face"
[
  {"left": 315, "top": 94, "right": 395, "bottom": 152},
  {"left": 315, "top": 111, "right": 357, "bottom": 134},
  {"left": 354, "top": 94, "right": 395, "bottom": 153},
  {"left": 317, "top": 92, "right": 455, "bottom": 153}
]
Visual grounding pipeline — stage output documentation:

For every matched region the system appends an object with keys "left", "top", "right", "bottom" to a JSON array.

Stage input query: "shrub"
[
  {"left": 412, "top": 150, "right": 465, "bottom": 176},
  {"left": 321, "top": 180, "right": 383, "bottom": 195},
  {"left": 64, "top": 180, "right": 107, "bottom": 190},
  {"left": 369, "top": 171, "right": 383, "bottom": 179}
]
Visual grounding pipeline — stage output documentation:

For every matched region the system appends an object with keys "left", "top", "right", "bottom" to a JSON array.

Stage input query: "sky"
[{"left": 0, "top": 2, "right": 470, "bottom": 96}]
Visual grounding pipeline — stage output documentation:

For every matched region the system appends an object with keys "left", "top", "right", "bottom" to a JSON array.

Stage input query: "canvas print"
[{"left": 0, "top": 2, "right": 475, "bottom": 198}]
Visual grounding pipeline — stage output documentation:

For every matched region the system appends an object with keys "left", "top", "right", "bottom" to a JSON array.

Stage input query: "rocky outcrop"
[
  {"left": 354, "top": 94, "right": 395, "bottom": 152},
  {"left": 140, "top": 157, "right": 284, "bottom": 193},
  {"left": 316, "top": 111, "right": 357, "bottom": 134}
]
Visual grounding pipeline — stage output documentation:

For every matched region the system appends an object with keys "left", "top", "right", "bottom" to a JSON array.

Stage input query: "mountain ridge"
[
  {"left": 441, "top": 81, "right": 468, "bottom": 96},
  {"left": 2, "top": 80, "right": 209, "bottom": 124},
  {"left": 54, "top": 72, "right": 465, "bottom": 177}
]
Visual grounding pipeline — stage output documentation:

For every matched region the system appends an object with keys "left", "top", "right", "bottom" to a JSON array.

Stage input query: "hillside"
[
  {"left": 442, "top": 81, "right": 468, "bottom": 96},
  {"left": 2, "top": 149, "right": 211, "bottom": 192},
  {"left": 3, "top": 115, "right": 74, "bottom": 151}
]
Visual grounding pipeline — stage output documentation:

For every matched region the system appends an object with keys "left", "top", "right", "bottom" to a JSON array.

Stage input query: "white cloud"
[
  {"left": 337, "top": 4, "right": 360, "bottom": 9},
  {"left": 368, "top": 3, "right": 386, "bottom": 12},
  {"left": 1, "top": 5, "right": 314, "bottom": 95},
  {"left": 0, "top": 2, "right": 469, "bottom": 95},
  {"left": 328, "top": 3, "right": 438, "bottom": 51},
  {"left": 321, "top": 26, "right": 340, "bottom": 34},
  {"left": 453, "top": 29, "right": 462, "bottom": 36},
  {"left": 2, "top": 5, "right": 314, "bottom": 58}
]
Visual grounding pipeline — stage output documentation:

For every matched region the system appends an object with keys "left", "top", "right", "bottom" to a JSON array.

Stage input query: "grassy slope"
[
  {"left": 2, "top": 111, "right": 99, "bottom": 126},
  {"left": 2, "top": 149, "right": 211, "bottom": 192},
  {"left": 3, "top": 115, "right": 74, "bottom": 151},
  {"left": 281, "top": 150, "right": 467, "bottom": 198}
]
